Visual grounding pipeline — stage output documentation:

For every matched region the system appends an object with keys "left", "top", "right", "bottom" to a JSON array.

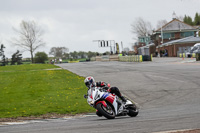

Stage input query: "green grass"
[{"left": 0, "top": 64, "right": 94, "bottom": 118}]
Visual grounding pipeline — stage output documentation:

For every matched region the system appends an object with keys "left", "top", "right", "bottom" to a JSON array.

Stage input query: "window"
[
  {"left": 171, "top": 33, "right": 175, "bottom": 38},
  {"left": 181, "top": 32, "right": 194, "bottom": 37},
  {"left": 163, "top": 33, "right": 175, "bottom": 39},
  {"left": 139, "top": 38, "right": 145, "bottom": 42}
]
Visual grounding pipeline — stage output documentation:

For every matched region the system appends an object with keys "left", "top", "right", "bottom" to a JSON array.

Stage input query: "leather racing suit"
[{"left": 96, "top": 81, "right": 127, "bottom": 102}]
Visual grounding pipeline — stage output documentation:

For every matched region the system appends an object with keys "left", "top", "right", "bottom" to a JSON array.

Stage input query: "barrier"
[
  {"left": 95, "top": 55, "right": 151, "bottom": 62},
  {"left": 119, "top": 55, "right": 144, "bottom": 62},
  {"left": 192, "top": 53, "right": 196, "bottom": 58},
  {"left": 142, "top": 55, "right": 152, "bottom": 61},
  {"left": 101, "top": 55, "right": 110, "bottom": 61},
  {"left": 183, "top": 53, "right": 185, "bottom": 58},
  {"left": 178, "top": 53, "right": 196, "bottom": 58},
  {"left": 68, "top": 61, "right": 79, "bottom": 63}
]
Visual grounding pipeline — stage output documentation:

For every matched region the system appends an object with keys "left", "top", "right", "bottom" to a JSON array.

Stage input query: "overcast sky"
[{"left": 1, "top": 0, "right": 200, "bottom": 58}]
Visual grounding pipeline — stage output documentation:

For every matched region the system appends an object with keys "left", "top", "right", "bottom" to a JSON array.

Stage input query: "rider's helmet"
[{"left": 84, "top": 76, "right": 95, "bottom": 88}]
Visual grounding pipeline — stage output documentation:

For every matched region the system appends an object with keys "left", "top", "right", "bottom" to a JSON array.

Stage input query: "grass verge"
[{"left": 0, "top": 64, "right": 94, "bottom": 119}]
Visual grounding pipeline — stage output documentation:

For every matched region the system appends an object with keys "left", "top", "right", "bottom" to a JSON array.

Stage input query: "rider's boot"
[{"left": 121, "top": 96, "right": 127, "bottom": 104}]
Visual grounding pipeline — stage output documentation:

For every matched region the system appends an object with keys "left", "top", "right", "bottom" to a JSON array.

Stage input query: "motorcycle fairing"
[
  {"left": 102, "top": 92, "right": 115, "bottom": 104},
  {"left": 96, "top": 101, "right": 107, "bottom": 108},
  {"left": 101, "top": 92, "right": 118, "bottom": 114}
]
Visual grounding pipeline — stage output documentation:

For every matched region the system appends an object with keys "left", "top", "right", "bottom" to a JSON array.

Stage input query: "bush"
[
  {"left": 196, "top": 53, "right": 200, "bottom": 61},
  {"left": 34, "top": 52, "right": 48, "bottom": 63}
]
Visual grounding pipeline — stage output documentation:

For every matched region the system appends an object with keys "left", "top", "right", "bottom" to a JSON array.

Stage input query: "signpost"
[{"left": 93, "top": 40, "right": 117, "bottom": 54}]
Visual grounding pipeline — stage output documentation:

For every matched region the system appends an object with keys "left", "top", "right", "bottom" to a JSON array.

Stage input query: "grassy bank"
[{"left": 0, "top": 64, "right": 94, "bottom": 118}]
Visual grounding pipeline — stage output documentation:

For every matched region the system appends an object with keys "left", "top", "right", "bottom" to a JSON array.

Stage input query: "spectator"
[
  {"left": 51, "top": 59, "right": 54, "bottom": 64},
  {"left": 59, "top": 58, "right": 62, "bottom": 64}
]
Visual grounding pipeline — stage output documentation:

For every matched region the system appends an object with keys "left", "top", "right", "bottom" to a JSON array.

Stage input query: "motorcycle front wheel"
[{"left": 96, "top": 103, "right": 115, "bottom": 119}]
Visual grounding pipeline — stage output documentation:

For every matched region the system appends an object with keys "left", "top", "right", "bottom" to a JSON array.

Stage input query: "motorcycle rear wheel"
[{"left": 96, "top": 103, "right": 115, "bottom": 119}]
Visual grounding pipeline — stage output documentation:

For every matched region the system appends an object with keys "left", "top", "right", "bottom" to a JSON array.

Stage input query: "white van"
[
  {"left": 191, "top": 43, "right": 200, "bottom": 53},
  {"left": 185, "top": 43, "right": 200, "bottom": 57}
]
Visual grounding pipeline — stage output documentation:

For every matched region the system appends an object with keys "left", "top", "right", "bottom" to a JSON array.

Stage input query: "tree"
[
  {"left": 0, "top": 44, "right": 6, "bottom": 66},
  {"left": 70, "top": 51, "right": 78, "bottom": 59},
  {"left": 34, "top": 52, "right": 48, "bottom": 63},
  {"left": 78, "top": 51, "right": 86, "bottom": 58},
  {"left": 131, "top": 17, "right": 153, "bottom": 38},
  {"left": 49, "top": 47, "right": 69, "bottom": 58},
  {"left": 63, "top": 53, "right": 70, "bottom": 59},
  {"left": 87, "top": 51, "right": 97, "bottom": 58},
  {"left": 183, "top": 15, "right": 193, "bottom": 25},
  {"left": 11, "top": 50, "right": 23, "bottom": 65},
  {"left": 123, "top": 47, "right": 130, "bottom": 54},
  {"left": 177, "top": 15, "right": 184, "bottom": 21},
  {"left": 0, "top": 44, "right": 5, "bottom": 57},
  {"left": 12, "top": 20, "right": 45, "bottom": 63},
  {"left": 194, "top": 12, "right": 200, "bottom": 25},
  {"left": 156, "top": 20, "right": 168, "bottom": 30}
]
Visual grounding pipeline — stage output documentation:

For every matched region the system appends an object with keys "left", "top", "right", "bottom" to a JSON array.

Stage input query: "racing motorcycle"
[{"left": 84, "top": 86, "right": 139, "bottom": 119}]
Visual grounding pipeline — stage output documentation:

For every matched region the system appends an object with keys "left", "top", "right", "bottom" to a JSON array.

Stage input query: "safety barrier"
[
  {"left": 142, "top": 55, "right": 152, "bottom": 61},
  {"left": 179, "top": 53, "right": 196, "bottom": 58},
  {"left": 67, "top": 61, "right": 79, "bottom": 63},
  {"left": 192, "top": 53, "right": 196, "bottom": 58},
  {"left": 119, "top": 55, "right": 143, "bottom": 62}
]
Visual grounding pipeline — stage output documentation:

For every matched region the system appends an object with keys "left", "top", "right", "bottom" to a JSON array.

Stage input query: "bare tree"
[
  {"left": 11, "top": 20, "right": 45, "bottom": 63},
  {"left": 123, "top": 47, "right": 130, "bottom": 53},
  {"left": 156, "top": 19, "right": 168, "bottom": 30},
  {"left": 177, "top": 15, "right": 184, "bottom": 21},
  {"left": 49, "top": 47, "right": 69, "bottom": 58},
  {"left": 131, "top": 17, "right": 153, "bottom": 38}
]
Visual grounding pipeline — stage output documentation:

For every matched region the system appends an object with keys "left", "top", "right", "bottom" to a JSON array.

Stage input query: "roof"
[
  {"left": 158, "top": 36, "right": 200, "bottom": 48},
  {"left": 138, "top": 36, "right": 150, "bottom": 38},
  {"left": 138, "top": 43, "right": 155, "bottom": 49},
  {"left": 156, "top": 19, "right": 197, "bottom": 32},
  {"left": 193, "top": 26, "right": 200, "bottom": 29}
]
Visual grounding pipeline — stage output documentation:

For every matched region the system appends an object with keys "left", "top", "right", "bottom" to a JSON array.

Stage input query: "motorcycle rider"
[{"left": 84, "top": 76, "right": 127, "bottom": 103}]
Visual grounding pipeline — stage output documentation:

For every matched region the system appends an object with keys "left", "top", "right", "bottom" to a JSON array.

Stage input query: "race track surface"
[{"left": 1, "top": 58, "right": 200, "bottom": 133}]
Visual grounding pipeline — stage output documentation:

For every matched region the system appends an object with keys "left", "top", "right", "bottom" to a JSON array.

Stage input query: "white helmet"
[{"left": 84, "top": 76, "right": 95, "bottom": 88}]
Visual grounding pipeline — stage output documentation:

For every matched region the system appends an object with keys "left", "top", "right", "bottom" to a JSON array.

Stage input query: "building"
[
  {"left": 151, "top": 16, "right": 200, "bottom": 57},
  {"left": 157, "top": 36, "right": 200, "bottom": 57},
  {"left": 138, "top": 43, "right": 155, "bottom": 56},
  {"left": 136, "top": 36, "right": 153, "bottom": 56},
  {"left": 153, "top": 18, "right": 198, "bottom": 46},
  {"left": 136, "top": 12, "right": 200, "bottom": 57},
  {"left": 138, "top": 36, "right": 151, "bottom": 47}
]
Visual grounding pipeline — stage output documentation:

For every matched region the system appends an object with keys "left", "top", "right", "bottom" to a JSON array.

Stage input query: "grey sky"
[{"left": 1, "top": 0, "right": 200, "bottom": 58}]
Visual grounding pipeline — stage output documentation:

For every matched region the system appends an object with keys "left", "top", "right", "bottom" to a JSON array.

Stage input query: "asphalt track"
[{"left": 1, "top": 58, "right": 200, "bottom": 133}]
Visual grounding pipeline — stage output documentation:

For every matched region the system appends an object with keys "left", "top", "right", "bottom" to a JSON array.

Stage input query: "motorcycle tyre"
[
  {"left": 96, "top": 110, "right": 102, "bottom": 117},
  {"left": 96, "top": 103, "right": 115, "bottom": 119},
  {"left": 127, "top": 104, "right": 139, "bottom": 117}
]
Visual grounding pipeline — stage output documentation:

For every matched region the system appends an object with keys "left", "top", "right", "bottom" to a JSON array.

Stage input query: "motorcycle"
[{"left": 84, "top": 86, "right": 139, "bottom": 119}]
